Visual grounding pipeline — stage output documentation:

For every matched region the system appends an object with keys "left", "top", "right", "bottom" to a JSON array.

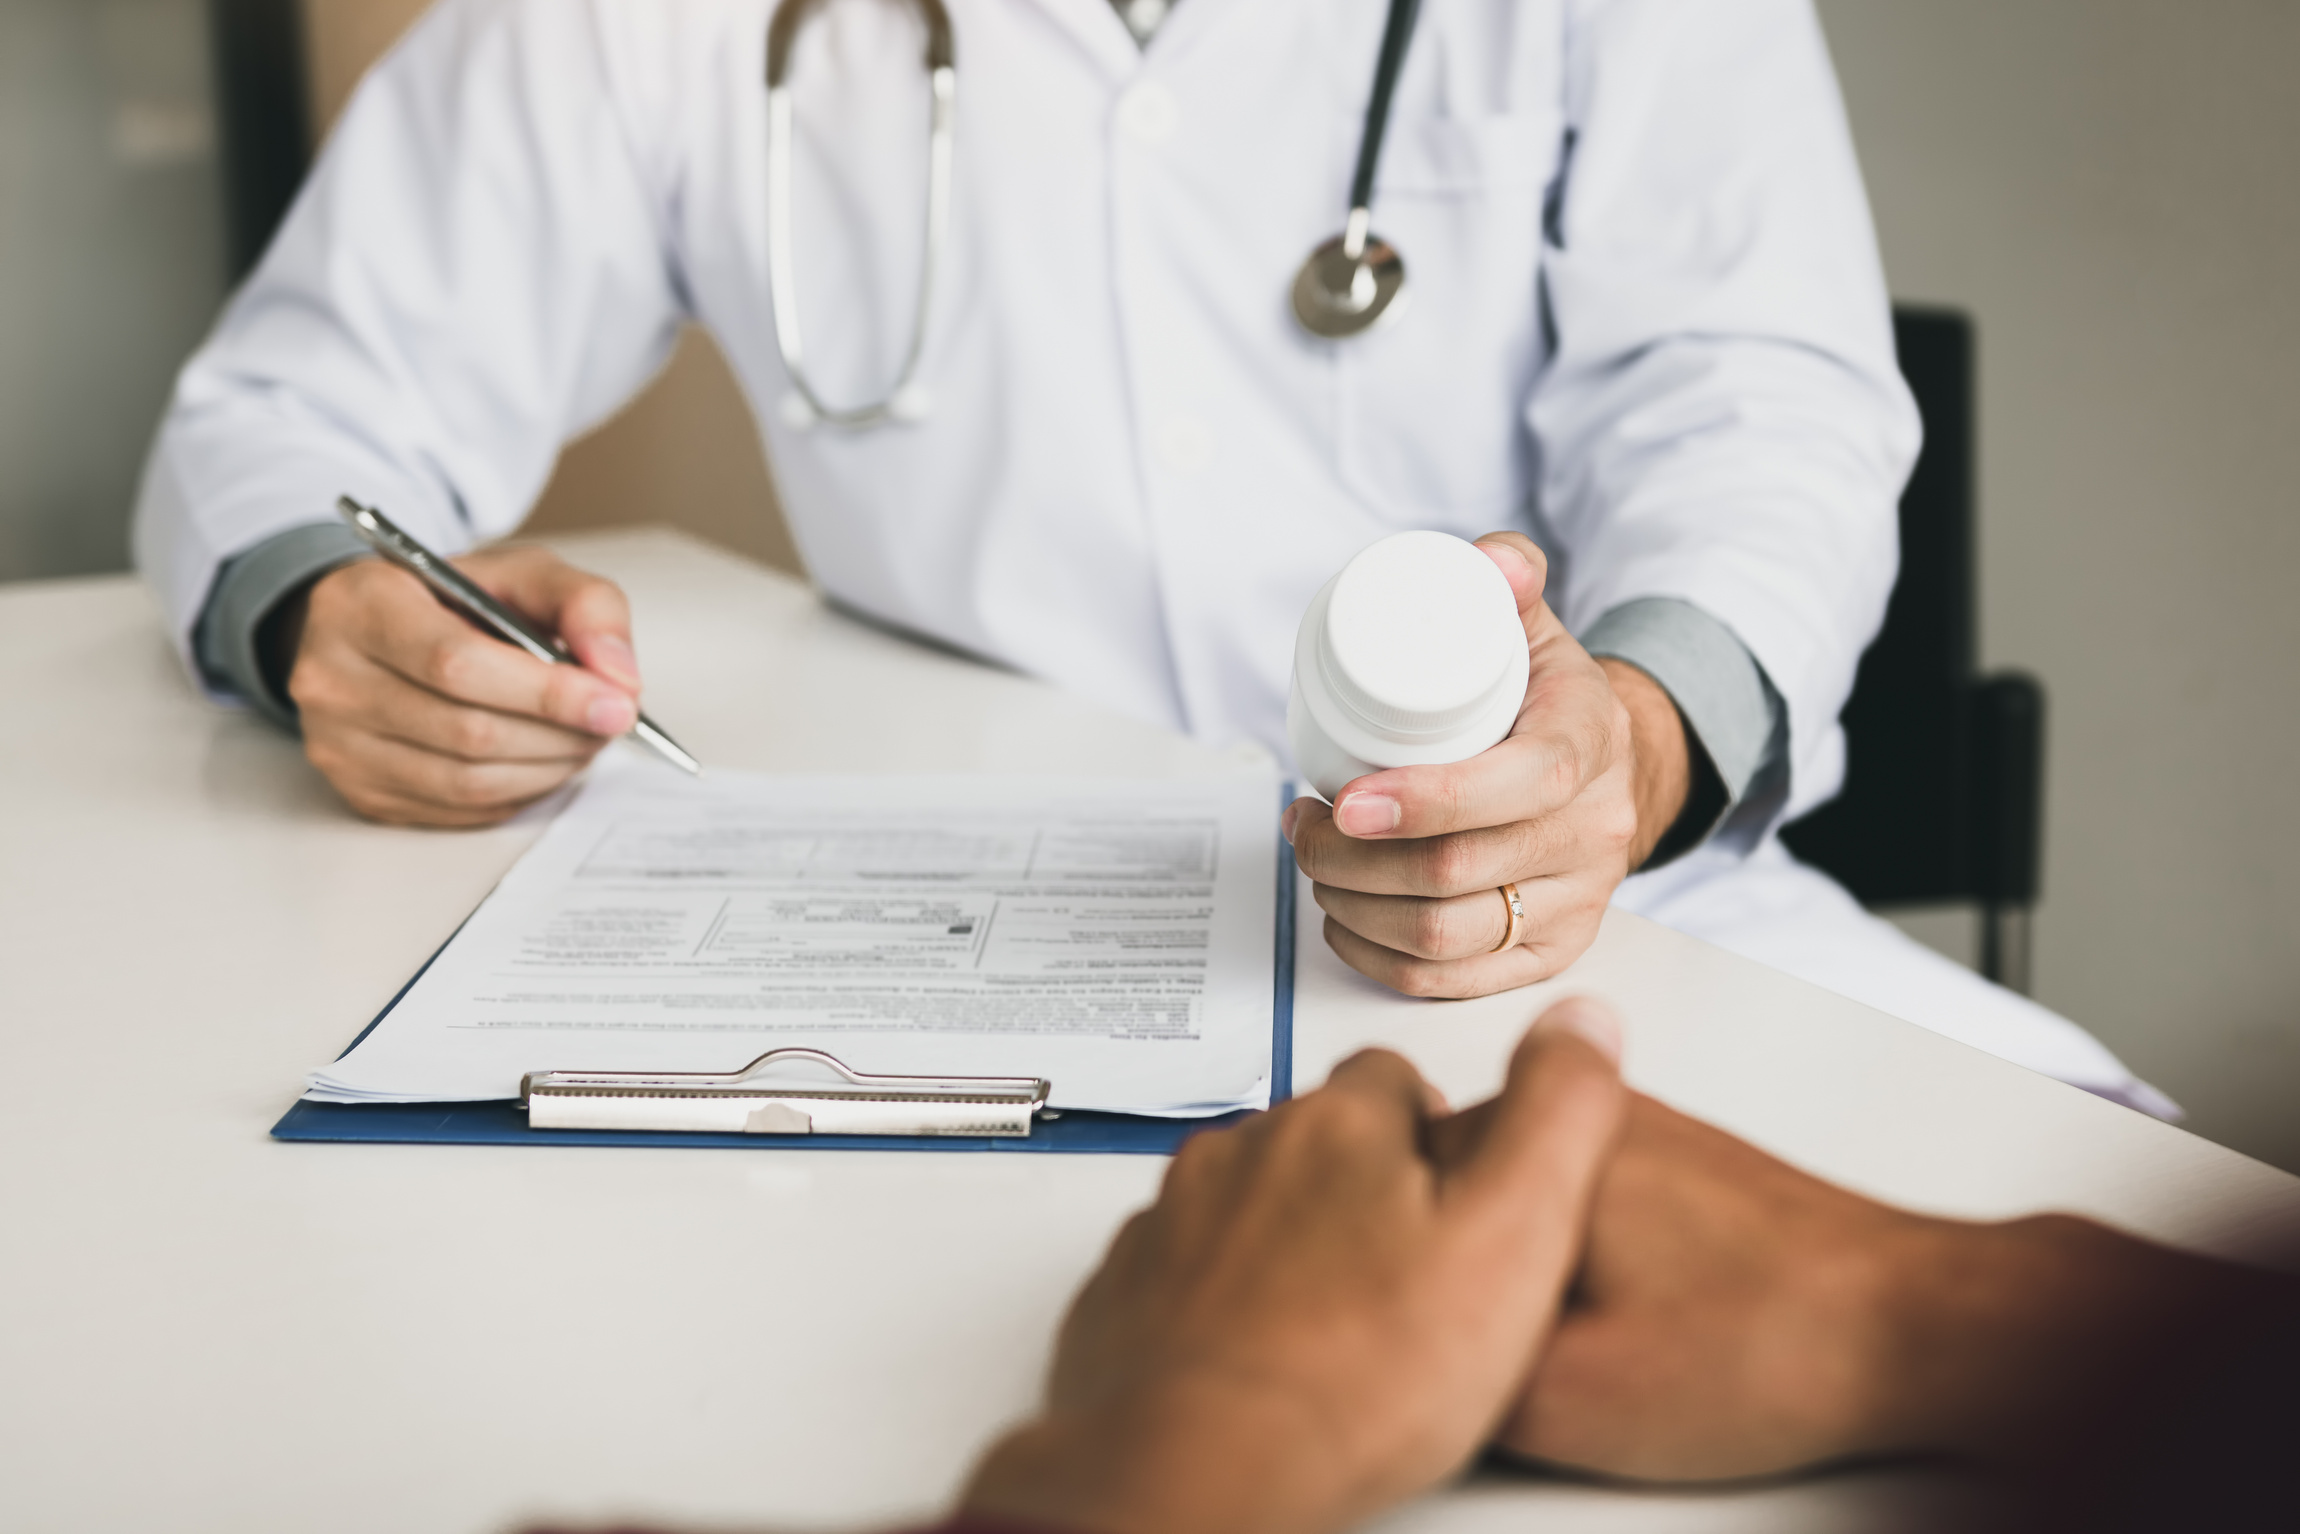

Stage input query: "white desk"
[{"left": 5, "top": 528, "right": 2296, "bottom": 1534}]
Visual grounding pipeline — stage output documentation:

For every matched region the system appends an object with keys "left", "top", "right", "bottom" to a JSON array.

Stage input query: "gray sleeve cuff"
[
  {"left": 191, "top": 522, "right": 373, "bottom": 730},
  {"left": 1581, "top": 596, "right": 1790, "bottom": 859}
]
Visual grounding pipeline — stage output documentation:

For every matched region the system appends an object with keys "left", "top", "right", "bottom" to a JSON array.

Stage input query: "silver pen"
[{"left": 337, "top": 496, "right": 702, "bottom": 776}]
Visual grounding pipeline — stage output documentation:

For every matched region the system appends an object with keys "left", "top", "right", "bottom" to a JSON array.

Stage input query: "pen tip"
[{"left": 634, "top": 724, "right": 703, "bottom": 777}]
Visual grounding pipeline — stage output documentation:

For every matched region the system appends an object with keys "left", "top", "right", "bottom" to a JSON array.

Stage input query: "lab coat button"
[
  {"left": 1117, "top": 83, "right": 1178, "bottom": 145},
  {"left": 1157, "top": 415, "right": 1213, "bottom": 474}
]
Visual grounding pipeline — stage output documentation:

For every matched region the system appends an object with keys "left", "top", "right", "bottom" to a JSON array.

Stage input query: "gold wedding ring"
[{"left": 1490, "top": 881, "right": 1526, "bottom": 954}]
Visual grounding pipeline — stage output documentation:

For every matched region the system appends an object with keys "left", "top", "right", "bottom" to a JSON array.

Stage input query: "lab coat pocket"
[{"left": 1333, "top": 111, "right": 1556, "bottom": 525}]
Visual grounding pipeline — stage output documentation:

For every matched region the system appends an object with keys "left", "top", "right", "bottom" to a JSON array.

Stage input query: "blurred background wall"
[
  {"left": 0, "top": 0, "right": 227, "bottom": 580},
  {"left": 2, "top": 0, "right": 2294, "bottom": 1169}
]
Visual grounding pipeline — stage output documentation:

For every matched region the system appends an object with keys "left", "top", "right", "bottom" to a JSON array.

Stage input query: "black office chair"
[{"left": 1781, "top": 307, "right": 2045, "bottom": 993}]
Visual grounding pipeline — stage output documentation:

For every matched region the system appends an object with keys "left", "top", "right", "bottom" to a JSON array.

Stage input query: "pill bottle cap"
[{"left": 1316, "top": 531, "right": 1521, "bottom": 739}]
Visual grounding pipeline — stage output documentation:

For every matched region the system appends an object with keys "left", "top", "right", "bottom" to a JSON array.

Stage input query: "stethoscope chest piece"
[
  {"left": 1291, "top": 226, "right": 1407, "bottom": 340},
  {"left": 1290, "top": 0, "right": 1423, "bottom": 341}
]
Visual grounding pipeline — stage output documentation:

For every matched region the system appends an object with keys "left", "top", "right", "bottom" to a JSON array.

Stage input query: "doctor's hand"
[
  {"left": 1284, "top": 532, "right": 1692, "bottom": 999},
  {"left": 960, "top": 1000, "right": 1626, "bottom": 1534},
  {"left": 280, "top": 547, "right": 643, "bottom": 827}
]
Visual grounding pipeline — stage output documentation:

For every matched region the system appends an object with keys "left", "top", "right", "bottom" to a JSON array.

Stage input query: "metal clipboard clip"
[{"left": 519, "top": 1048, "right": 1052, "bottom": 1138}]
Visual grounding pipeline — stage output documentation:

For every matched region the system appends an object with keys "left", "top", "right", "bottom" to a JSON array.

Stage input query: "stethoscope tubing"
[
  {"left": 764, "top": 0, "right": 956, "bottom": 428},
  {"left": 1293, "top": 0, "right": 1421, "bottom": 334},
  {"left": 1347, "top": 0, "right": 1424, "bottom": 226},
  {"left": 762, "top": 0, "right": 1425, "bottom": 423}
]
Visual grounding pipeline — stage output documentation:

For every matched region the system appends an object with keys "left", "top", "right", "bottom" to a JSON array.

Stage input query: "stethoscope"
[{"left": 764, "top": 0, "right": 1422, "bottom": 429}]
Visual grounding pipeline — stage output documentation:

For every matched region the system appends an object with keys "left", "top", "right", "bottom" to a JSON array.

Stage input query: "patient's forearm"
[
  {"left": 1504, "top": 1089, "right": 2297, "bottom": 1521},
  {"left": 1878, "top": 1216, "right": 2207, "bottom": 1452},
  {"left": 1874, "top": 1213, "right": 2300, "bottom": 1522}
]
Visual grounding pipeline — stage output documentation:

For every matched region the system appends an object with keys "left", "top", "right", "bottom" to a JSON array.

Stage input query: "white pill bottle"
[{"left": 1287, "top": 531, "right": 1530, "bottom": 802}]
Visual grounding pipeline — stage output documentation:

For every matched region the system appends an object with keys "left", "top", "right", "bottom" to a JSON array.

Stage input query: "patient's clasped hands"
[
  {"left": 957, "top": 996, "right": 2295, "bottom": 1534},
  {"left": 963, "top": 997, "right": 1628, "bottom": 1534}
]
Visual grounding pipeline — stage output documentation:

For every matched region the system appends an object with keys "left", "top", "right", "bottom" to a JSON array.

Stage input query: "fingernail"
[
  {"left": 589, "top": 636, "right": 641, "bottom": 689},
  {"left": 1280, "top": 802, "right": 1301, "bottom": 842},
  {"left": 1478, "top": 540, "right": 1532, "bottom": 585},
  {"left": 585, "top": 693, "right": 637, "bottom": 736},
  {"left": 1536, "top": 996, "right": 1623, "bottom": 1065},
  {"left": 1334, "top": 793, "right": 1401, "bottom": 837}
]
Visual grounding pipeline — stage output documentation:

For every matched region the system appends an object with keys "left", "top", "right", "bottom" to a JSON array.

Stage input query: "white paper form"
[{"left": 309, "top": 766, "right": 1281, "bottom": 1116}]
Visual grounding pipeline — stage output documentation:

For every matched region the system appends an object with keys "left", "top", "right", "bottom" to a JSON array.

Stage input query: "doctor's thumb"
[
  {"left": 1474, "top": 532, "right": 1549, "bottom": 613},
  {"left": 544, "top": 577, "right": 642, "bottom": 695},
  {"left": 475, "top": 548, "right": 644, "bottom": 696}
]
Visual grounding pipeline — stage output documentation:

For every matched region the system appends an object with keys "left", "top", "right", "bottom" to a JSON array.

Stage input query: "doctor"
[{"left": 135, "top": 0, "right": 2163, "bottom": 1109}]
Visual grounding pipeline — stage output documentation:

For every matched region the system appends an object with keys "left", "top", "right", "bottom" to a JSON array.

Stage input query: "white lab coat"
[{"left": 134, "top": 0, "right": 2168, "bottom": 1111}]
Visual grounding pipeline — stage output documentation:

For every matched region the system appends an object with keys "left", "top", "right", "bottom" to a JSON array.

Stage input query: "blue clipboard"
[{"left": 271, "top": 827, "right": 1296, "bottom": 1157}]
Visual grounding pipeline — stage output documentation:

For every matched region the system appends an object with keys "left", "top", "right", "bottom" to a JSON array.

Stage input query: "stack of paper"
[{"left": 309, "top": 764, "right": 1282, "bottom": 1118}]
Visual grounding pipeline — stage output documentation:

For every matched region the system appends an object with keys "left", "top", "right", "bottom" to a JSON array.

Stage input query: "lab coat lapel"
[
  {"left": 998, "top": 0, "right": 1283, "bottom": 78},
  {"left": 1127, "top": 0, "right": 1275, "bottom": 71},
  {"left": 1000, "top": 0, "right": 1142, "bottom": 79}
]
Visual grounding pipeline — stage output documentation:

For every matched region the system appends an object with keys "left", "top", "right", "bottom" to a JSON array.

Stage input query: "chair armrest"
[{"left": 1967, "top": 672, "right": 2046, "bottom": 907}]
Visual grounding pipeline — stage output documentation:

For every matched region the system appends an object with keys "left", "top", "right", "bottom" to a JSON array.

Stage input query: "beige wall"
[
  {"left": 518, "top": 327, "right": 803, "bottom": 576},
  {"left": 0, "top": 0, "right": 228, "bottom": 581},
  {"left": 305, "top": 1, "right": 2300, "bottom": 1169},
  {"left": 302, "top": 0, "right": 428, "bottom": 128}
]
